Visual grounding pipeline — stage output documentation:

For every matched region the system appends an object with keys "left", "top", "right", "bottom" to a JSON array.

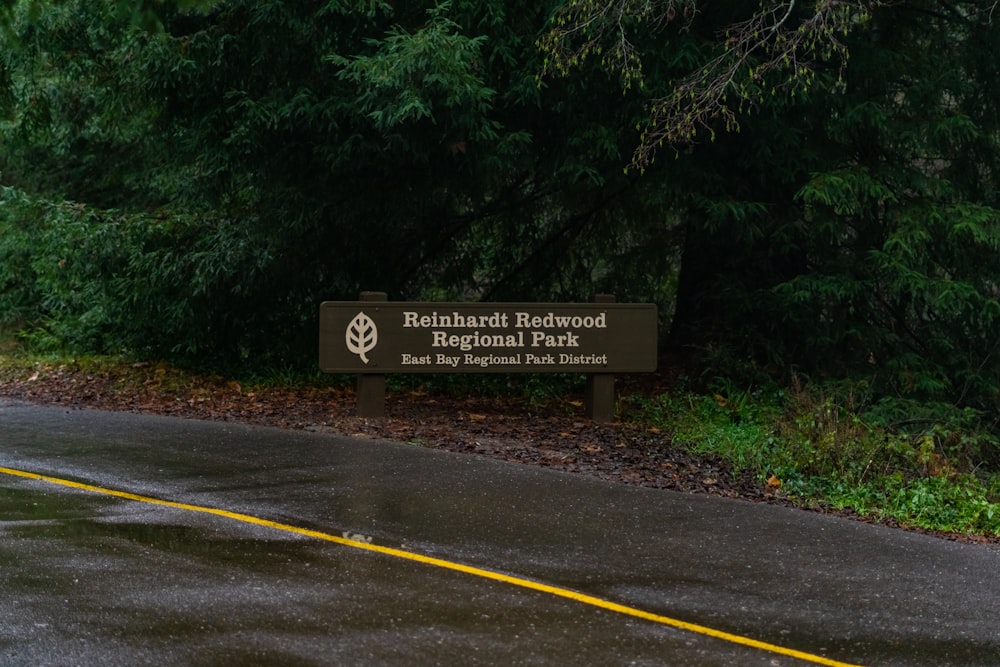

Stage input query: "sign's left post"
[{"left": 355, "top": 291, "right": 387, "bottom": 417}]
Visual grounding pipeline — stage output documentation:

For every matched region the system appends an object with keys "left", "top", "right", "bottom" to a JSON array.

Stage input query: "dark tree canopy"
[{"left": 1, "top": 0, "right": 998, "bottom": 421}]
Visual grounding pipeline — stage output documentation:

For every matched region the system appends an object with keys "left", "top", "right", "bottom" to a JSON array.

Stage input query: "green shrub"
[
  {"left": 0, "top": 187, "right": 314, "bottom": 369},
  {"left": 632, "top": 377, "right": 1000, "bottom": 535}
]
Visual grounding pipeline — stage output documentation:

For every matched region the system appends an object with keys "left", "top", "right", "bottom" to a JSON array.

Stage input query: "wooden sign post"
[
  {"left": 320, "top": 294, "right": 657, "bottom": 422},
  {"left": 585, "top": 294, "right": 617, "bottom": 423},
  {"left": 354, "top": 291, "right": 387, "bottom": 418}
]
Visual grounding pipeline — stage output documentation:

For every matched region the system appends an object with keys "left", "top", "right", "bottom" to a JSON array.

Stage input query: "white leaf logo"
[{"left": 346, "top": 311, "right": 378, "bottom": 364}]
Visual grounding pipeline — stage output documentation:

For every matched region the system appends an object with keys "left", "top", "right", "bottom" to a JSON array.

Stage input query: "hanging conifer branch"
[
  {"left": 537, "top": 0, "right": 698, "bottom": 90},
  {"left": 539, "top": 0, "right": 880, "bottom": 169}
]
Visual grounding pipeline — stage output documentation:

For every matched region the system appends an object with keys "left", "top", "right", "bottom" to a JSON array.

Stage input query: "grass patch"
[{"left": 628, "top": 389, "right": 784, "bottom": 473}]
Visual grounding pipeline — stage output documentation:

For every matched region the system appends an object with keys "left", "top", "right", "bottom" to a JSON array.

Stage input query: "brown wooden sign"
[{"left": 319, "top": 301, "right": 657, "bottom": 374}]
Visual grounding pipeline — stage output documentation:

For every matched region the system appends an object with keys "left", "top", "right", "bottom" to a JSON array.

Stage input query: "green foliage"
[
  {"left": 2, "top": 0, "right": 1000, "bottom": 467},
  {"left": 632, "top": 387, "right": 783, "bottom": 474},
  {"left": 653, "top": 1, "right": 1000, "bottom": 424},
  {"left": 0, "top": 0, "right": 680, "bottom": 370},
  {"left": 0, "top": 187, "right": 311, "bottom": 365},
  {"left": 768, "top": 5, "right": 1000, "bottom": 409},
  {"left": 773, "top": 381, "right": 1000, "bottom": 534},
  {"left": 329, "top": 4, "right": 498, "bottom": 139},
  {"left": 0, "top": 190, "right": 39, "bottom": 328},
  {"left": 633, "top": 379, "right": 1000, "bottom": 535},
  {"left": 0, "top": 190, "right": 117, "bottom": 350},
  {"left": 790, "top": 474, "right": 1000, "bottom": 535}
]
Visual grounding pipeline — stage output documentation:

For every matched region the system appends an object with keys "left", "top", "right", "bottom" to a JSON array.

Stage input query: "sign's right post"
[{"left": 586, "top": 294, "right": 617, "bottom": 423}]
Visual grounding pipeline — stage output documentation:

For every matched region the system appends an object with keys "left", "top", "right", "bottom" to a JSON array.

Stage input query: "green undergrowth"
[{"left": 626, "top": 379, "right": 1000, "bottom": 536}]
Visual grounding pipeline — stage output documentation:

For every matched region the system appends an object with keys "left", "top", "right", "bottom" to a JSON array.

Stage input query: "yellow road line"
[{"left": 1, "top": 465, "right": 863, "bottom": 667}]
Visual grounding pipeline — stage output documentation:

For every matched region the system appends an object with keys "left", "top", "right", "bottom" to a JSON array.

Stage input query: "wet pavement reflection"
[{"left": 2, "top": 400, "right": 999, "bottom": 666}]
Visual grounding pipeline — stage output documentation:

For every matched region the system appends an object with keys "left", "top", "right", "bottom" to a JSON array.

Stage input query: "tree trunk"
[{"left": 667, "top": 222, "right": 730, "bottom": 354}]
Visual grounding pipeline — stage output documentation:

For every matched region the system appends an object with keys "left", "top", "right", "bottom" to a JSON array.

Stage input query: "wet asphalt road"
[{"left": 1, "top": 399, "right": 999, "bottom": 666}]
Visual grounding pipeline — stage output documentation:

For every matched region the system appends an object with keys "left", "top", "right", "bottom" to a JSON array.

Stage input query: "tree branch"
[
  {"left": 538, "top": 1, "right": 881, "bottom": 169},
  {"left": 635, "top": 0, "right": 876, "bottom": 167}
]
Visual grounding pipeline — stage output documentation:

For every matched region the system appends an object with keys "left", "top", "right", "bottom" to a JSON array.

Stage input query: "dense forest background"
[{"left": 1, "top": 0, "right": 998, "bottom": 431}]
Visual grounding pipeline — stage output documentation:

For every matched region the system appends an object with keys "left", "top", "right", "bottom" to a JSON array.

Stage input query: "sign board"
[{"left": 319, "top": 301, "right": 657, "bottom": 374}]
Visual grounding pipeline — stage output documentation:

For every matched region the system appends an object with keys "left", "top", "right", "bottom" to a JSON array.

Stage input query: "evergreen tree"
[
  {"left": 0, "top": 0, "right": 674, "bottom": 365},
  {"left": 2, "top": 0, "right": 998, "bottom": 422},
  {"left": 541, "top": 0, "right": 1000, "bottom": 414}
]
